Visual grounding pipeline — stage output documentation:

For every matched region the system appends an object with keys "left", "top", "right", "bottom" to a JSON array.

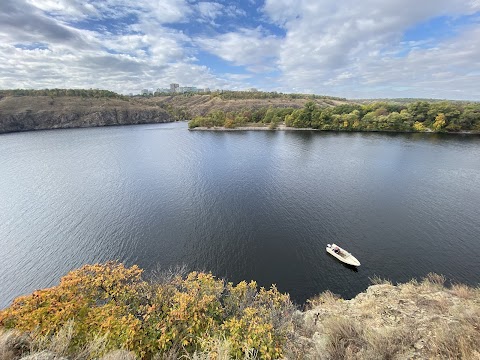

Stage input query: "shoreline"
[{"left": 189, "top": 124, "right": 479, "bottom": 135}]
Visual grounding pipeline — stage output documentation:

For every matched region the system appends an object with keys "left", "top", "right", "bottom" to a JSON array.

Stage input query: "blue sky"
[{"left": 1, "top": 0, "right": 479, "bottom": 99}]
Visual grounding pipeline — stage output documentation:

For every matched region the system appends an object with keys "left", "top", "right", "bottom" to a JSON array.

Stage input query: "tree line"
[
  {"left": 0, "top": 89, "right": 126, "bottom": 99},
  {"left": 212, "top": 90, "right": 346, "bottom": 101},
  {"left": 189, "top": 100, "right": 480, "bottom": 132}
]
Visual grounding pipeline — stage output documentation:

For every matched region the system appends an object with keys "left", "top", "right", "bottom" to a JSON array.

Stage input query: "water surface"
[{"left": 1, "top": 123, "right": 480, "bottom": 308}]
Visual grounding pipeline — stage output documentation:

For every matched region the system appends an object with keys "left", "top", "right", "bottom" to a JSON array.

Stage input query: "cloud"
[
  {"left": 261, "top": 0, "right": 480, "bottom": 98},
  {"left": 25, "top": 0, "right": 193, "bottom": 23},
  {"left": 196, "top": 27, "right": 280, "bottom": 72},
  {"left": 0, "top": 0, "right": 479, "bottom": 98},
  {"left": 196, "top": 2, "right": 224, "bottom": 22},
  {"left": 354, "top": 25, "right": 480, "bottom": 99},
  {"left": 0, "top": 0, "right": 231, "bottom": 93},
  {"left": 0, "top": 0, "right": 90, "bottom": 48}
]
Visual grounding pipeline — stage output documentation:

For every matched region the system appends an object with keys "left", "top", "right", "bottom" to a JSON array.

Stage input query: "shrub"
[{"left": 0, "top": 263, "right": 295, "bottom": 360}]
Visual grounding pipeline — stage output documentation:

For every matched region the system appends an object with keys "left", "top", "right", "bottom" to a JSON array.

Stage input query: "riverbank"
[
  {"left": 0, "top": 92, "right": 349, "bottom": 134},
  {"left": 1, "top": 264, "right": 479, "bottom": 360},
  {"left": 189, "top": 123, "right": 479, "bottom": 135},
  {"left": 190, "top": 124, "right": 294, "bottom": 131}
]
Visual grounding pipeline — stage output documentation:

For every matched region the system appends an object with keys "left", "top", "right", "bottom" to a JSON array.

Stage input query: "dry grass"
[
  {"left": 19, "top": 351, "right": 65, "bottom": 360},
  {"left": 37, "top": 320, "right": 74, "bottom": 357},
  {"left": 0, "top": 330, "right": 31, "bottom": 360},
  {"left": 397, "top": 278, "right": 419, "bottom": 296},
  {"left": 450, "top": 284, "right": 475, "bottom": 299},
  {"left": 356, "top": 297, "right": 381, "bottom": 317},
  {"left": 305, "top": 276, "right": 480, "bottom": 360},
  {"left": 369, "top": 275, "right": 393, "bottom": 286},
  {"left": 306, "top": 291, "right": 341, "bottom": 310},
  {"left": 152, "top": 347, "right": 182, "bottom": 360},
  {"left": 28, "top": 320, "right": 109, "bottom": 360},
  {"left": 427, "top": 321, "right": 480, "bottom": 359},
  {"left": 421, "top": 273, "right": 446, "bottom": 291},
  {"left": 100, "top": 350, "right": 136, "bottom": 360},
  {"left": 324, "top": 317, "right": 365, "bottom": 360},
  {"left": 186, "top": 338, "right": 258, "bottom": 360},
  {"left": 362, "top": 327, "right": 416, "bottom": 360}
]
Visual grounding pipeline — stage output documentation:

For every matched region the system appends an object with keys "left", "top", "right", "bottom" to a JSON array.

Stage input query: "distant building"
[{"left": 170, "top": 83, "right": 179, "bottom": 93}]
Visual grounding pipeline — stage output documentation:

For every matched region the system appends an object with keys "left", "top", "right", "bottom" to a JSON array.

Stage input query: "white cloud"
[
  {"left": 25, "top": 0, "right": 192, "bottom": 23},
  {"left": 0, "top": 0, "right": 232, "bottom": 93},
  {"left": 196, "top": 27, "right": 280, "bottom": 72},
  {"left": 262, "top": 0, "right": 480, "bottom": 98},
  {"left": 1, "top": 0, "right": 480, "bottom": 98},
  {"left": 196, "top": 2, "right": 224, "bottom": 21}
]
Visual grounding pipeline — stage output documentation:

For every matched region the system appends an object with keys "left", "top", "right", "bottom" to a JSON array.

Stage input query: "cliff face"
[{"left": 0, "top": 96, "right": 173, "bottom": 134}]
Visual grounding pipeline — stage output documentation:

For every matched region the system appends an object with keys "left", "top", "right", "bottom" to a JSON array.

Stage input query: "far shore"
[
  {"left": 189, "top": 124, "right": 478, "bottom": 135},
  {"left": 190, "top": 124, "right": 304, "bottom": 131}
]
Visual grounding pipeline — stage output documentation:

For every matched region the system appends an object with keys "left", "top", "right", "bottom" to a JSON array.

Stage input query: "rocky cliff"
[{"left": 0, "top": 96, "right": 174, "bottom": 134}]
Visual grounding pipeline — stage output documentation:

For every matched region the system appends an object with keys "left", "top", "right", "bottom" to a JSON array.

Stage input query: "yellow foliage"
[
  {"left": 413, "top": 121, "right": 427, "bottom": 132},
  {"left": 433, "top": 113, "right": 447, "bottom": 131},
  {"left": 222, "top": 307, "right": 280, "bottom": 360},
  {"left": 224, "top": 118, "right": 235, "bottom": 128},
  {"left": 0, "top": 263, "right": 294, "bottom": 360}
]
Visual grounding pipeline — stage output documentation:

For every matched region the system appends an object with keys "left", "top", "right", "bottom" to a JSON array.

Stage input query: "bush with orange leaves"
[{"left": 0, "top": 262, "right": 296, "bottom": 359}]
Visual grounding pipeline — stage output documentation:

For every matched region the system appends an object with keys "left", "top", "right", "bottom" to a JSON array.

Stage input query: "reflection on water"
[{"left": 1, "top": 123, "right": 480, "bottom": 308}]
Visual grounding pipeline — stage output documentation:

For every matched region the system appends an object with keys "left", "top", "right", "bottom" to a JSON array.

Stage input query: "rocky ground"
[{"left": 298, "top": 275, "right": 480, "bottom": 359}]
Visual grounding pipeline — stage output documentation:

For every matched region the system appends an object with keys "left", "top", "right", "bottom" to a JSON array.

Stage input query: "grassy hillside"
[{"left": 1, "top": 263, "right": 479, "bottom": 360}]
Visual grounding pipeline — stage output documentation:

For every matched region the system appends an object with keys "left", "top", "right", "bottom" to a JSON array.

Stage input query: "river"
[{"left": 1, "top": 122, "right": 479, "bottom": 308}]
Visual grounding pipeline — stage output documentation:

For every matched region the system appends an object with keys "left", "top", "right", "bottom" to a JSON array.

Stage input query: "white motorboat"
[{"left": 326, "top": 243, "right": 361, "bottom": 266}]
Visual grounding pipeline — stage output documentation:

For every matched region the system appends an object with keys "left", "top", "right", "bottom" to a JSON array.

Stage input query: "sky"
[{"left": 1, "top": 0, "right": 480, "bottom": 99}]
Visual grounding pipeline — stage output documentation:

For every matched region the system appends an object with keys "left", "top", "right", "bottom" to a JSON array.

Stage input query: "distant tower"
[{"left": 170, "top": 83, "right": 179, "bottom": 93}]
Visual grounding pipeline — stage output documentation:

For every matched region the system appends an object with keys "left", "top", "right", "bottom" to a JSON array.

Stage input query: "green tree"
[{"left": 407, "top": 101, "right": 430, "bottom": 123}]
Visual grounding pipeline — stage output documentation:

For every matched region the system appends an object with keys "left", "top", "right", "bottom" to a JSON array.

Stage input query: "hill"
[
  {"left": 0, "top": 91, "right": 352, "bottom": 134},
  {"left": 1, "top": 90, "right": 479, "bottom": 134}
]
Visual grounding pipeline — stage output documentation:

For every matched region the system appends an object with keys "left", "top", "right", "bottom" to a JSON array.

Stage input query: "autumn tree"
[{"left": 432, "top": 113, "right": 447, "bottom": 131}]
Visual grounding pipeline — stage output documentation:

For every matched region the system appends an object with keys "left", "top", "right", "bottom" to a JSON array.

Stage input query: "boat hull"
[{"left": 326, "top": 243, "right": 361, "bottom": 266}]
